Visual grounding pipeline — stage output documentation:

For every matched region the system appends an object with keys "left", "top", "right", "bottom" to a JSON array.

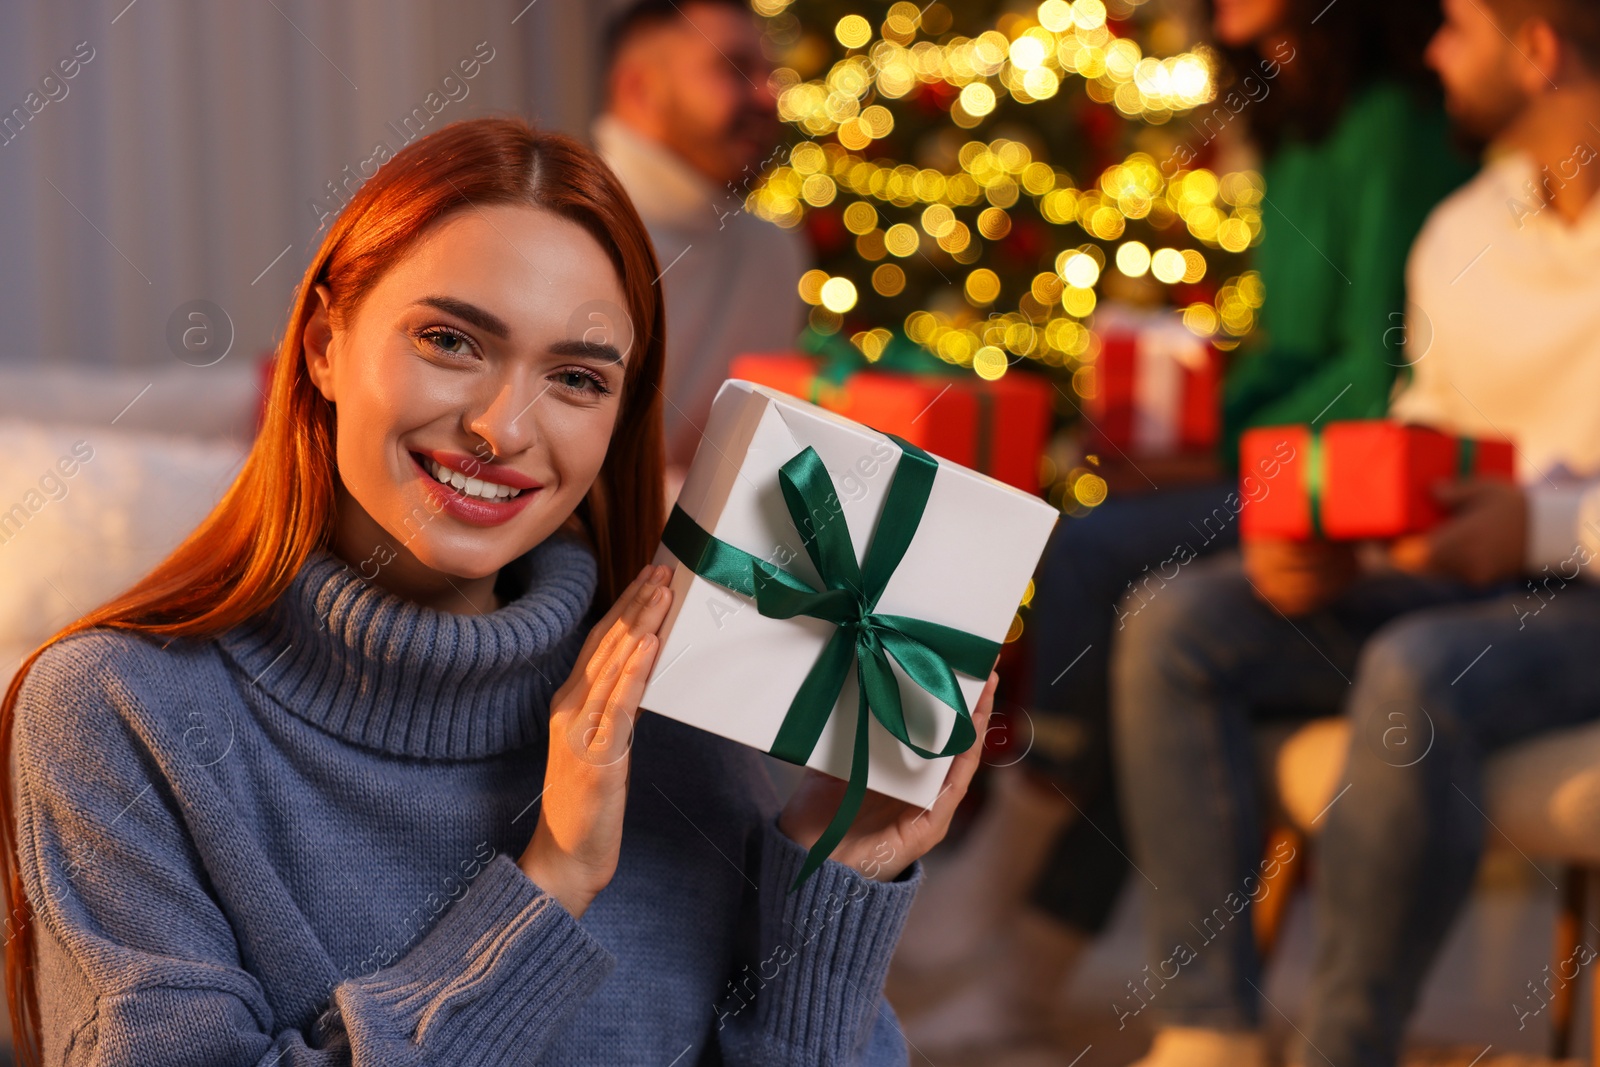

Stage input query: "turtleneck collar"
[{"left": 216, "top": 536, "right": 597, "bottom": 761}]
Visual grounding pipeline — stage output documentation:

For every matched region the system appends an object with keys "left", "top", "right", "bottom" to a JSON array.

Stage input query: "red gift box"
[
  {"left": 1087, "top": 309, "right": 1220, "bottom": 456},
  {"left": 1239, "top": 421, "right": 1516, "bottom": 541},
  {"left": 727, "top": 352, "right": 828, "bottom": 404},
  {"left": 728, "top": 353, "right": 1053, "bottom": 494}
]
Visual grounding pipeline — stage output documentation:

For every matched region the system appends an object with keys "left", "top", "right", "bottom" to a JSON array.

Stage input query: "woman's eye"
[
  {"left": 416, "top": 327, "right": 476, "bottom": 360},
  {"left": 551, "top": 367, "right": 611, "bottom": 397}
]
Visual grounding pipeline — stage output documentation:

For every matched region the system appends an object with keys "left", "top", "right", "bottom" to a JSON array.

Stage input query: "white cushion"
[
  {"left": 1275, "top": 717, "right": 1600, "bottom": 863},
  {"left": 0, "top": 418, "right": 248, "bottom": 694}
]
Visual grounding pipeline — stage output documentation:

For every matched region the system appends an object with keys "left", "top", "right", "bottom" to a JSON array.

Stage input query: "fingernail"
[
  {"left": 637, "top": 564, "right": 652, "bottom": 581},
  {"left": 651, "top": 585, "right": 666, "bottom": 604}
]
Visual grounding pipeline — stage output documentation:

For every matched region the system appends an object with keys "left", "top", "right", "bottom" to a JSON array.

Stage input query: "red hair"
[{"left": 0, "top": 116, "right": 665, "bottom": 1065}]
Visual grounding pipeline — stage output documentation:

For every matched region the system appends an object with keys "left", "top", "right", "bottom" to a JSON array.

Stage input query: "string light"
[{"left": 752, "top": 0, "right": 1267, "bottom": 515}]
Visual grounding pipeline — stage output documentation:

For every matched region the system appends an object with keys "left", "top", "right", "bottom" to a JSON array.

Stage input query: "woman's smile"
[{"left": 407, "top": 448, "right": 542, "bottom": 527}]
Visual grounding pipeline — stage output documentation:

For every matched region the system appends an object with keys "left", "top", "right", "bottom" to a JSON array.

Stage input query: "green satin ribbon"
[
  {"left": 1457, "top": 437, "right": 1476, "bottom": 478},
  {"left": 1305, "top": 426, "right": 1325, "bottom": 539},
  {"left": 661, "top": 433, "right": 1000, "bottom": 891}
]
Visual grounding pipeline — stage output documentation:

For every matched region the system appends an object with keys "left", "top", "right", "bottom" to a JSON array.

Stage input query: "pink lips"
[{"left": 409, "top": 450, "right": 540, "bottom": 529}]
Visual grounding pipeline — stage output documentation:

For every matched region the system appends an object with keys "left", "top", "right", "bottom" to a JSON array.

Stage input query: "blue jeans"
[
  {"left": 1023, "top": 482, "right": 1240, "bottom": 933},
  {"left": 1111, "top": 549, "right": 1600, "bottom": 1066}
]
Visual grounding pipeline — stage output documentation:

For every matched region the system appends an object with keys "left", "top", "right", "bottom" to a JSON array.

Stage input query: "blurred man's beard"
[{"left": 1444, "top": 74, "right": 1527, "bottom": 148}]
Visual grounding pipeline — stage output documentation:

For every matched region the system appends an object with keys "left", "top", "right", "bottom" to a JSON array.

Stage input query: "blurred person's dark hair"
[
  {"left": 603, "top": 0, "right": 753, "bottom": 76},
  {"left": 1481, "top": 0, "right": 1600, "bottom": 72},
  {"left": 1205, "top": 0, "right": 1445, "bottom": 154}
]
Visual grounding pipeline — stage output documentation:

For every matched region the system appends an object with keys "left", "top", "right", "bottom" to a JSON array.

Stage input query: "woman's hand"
[
  {"left": 777, "top": 671, "right": 999, "bottom": 884},
  {"left": 519, "top": 563, "right": 674, "bottom": 919}
]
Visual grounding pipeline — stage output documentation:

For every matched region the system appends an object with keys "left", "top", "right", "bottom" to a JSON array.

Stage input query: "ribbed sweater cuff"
[
  {"left": 335, "top": 852, "right": 615, "bottom": 1064},
  {"left": 735, "top": 813, "right": 922, "bottom": 1063}
]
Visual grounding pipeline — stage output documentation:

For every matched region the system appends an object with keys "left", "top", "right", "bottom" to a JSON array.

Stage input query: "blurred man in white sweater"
[
  {"left": 594, "top": 0, "right": 809, "bottom": 471},
  {"left": 1117, "top": 1, "right": 1600, "bottom": 1065}
]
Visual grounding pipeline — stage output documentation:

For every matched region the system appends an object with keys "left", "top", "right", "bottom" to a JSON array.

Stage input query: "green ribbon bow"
[
  {"left": 1303, "top": 425, "right": 1481, "bottom": 538},
  {"left": 662, "top": 434, "right": 999, "bottom": 891}
]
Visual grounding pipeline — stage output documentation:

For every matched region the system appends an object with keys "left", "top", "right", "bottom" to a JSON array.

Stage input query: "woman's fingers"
[
  {"left": 585, "top": 565, "right": 672, "bottom": 686},
  {"left": 572, "top": 563, "right": 657, "bottom": 668},
  {"left": 919, "top": 671, "right": 1000, "bottom": 833},
  {"left": 603, "top": 630, "right": 663, "bottom": 747},
  {"left": 570, "top": 630, "right": 661, "bottom": 768},
  {"left": 558, "top": 564, "right": 657, "bottom": 704},
  {"left": 567, "top": 574, "right": 674, "bottom": 765}
]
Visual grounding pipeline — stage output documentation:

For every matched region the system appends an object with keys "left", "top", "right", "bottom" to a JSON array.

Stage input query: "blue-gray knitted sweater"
[{"left": 10, "top": 535, "right": 920, "bottom": 1065}]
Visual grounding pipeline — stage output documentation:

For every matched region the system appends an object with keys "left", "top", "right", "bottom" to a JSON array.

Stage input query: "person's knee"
[
  {"left": 1110, "top": 560, "right": 1249, "bottom": 704},
  {"left": 1349, "top": 616, "right": 1470, "bottom": 765},
  {"left": 1354, "top": 616, "right": 1468, "bottom": 712}
]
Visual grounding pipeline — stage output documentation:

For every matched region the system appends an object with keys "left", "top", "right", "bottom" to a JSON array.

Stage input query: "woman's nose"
[{"left": 466, "top": 374, "right": 544, "bottom": 458}]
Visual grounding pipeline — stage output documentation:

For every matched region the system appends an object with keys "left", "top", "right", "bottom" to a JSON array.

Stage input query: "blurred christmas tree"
[{"left": 746, "top": 0, "right": 1267, "bottom": 492}]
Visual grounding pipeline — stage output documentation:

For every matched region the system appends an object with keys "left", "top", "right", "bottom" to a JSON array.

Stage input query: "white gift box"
[{"left": 641, "top": 380, "right": 1059, "bottom": 809}]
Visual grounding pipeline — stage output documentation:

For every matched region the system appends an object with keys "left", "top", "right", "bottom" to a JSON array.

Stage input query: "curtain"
[{"left": 0, "top": 0, "right": 613, "bottom": 376}]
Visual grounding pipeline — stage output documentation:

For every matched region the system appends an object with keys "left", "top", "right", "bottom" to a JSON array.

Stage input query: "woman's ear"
[{"left": 302, "top": 284, "right": 337, "bottom": 404}]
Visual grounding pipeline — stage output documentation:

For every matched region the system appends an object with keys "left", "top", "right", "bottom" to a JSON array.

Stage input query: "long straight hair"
[{"left": 0, "top": 116, "right": 666, "bottom": 1065}]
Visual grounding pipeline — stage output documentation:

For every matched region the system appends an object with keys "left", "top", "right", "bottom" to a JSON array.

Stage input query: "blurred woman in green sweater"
[{"left": 892, "top": 0, "right": 1477, "bottom": 1058}]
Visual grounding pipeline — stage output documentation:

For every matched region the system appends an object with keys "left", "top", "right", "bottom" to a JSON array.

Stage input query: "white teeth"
[{"left": 419, "top": 456, "right": 523, "bottom": 501}]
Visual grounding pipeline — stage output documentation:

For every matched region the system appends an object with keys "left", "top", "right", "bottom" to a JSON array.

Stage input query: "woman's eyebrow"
[
  {"left": 414, "top": 296, "right": 511, "bottom": 339},
  {"left": 549, "top": 338, "right": 624, "bottom": 365}
]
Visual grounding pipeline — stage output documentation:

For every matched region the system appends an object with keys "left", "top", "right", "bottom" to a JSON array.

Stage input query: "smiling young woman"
[{"left": 0, "top": 117, "right": 993, "bottom": 1066}]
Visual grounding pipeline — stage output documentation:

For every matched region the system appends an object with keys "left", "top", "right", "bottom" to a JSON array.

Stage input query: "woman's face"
[
  {"left": 1212, "top": 0, "right": 1290, "bottom": 48},
  {"left": 303, "top": 203, "right": 633, "bottom": 611}
]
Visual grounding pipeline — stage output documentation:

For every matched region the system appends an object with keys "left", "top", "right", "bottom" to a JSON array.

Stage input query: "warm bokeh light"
[
  {"left": 973, "top": 345, "right": 1008, "bottom": 379},
  {"left": 834, "top": 14, "right": 871, "bottom": 49},
  {"left": 1150, "top": 247, "right": 1187, "bottom": 284},
  {"left": 960, "top": 82, "right": 997, "bottom": 117},
  {"left": 965, "top": 268, "right": 1002, "bottom": 305},
  {"left": 819, "top": 276, "right": 859, "bottom": 313},
  {"left": 1060, "top": 251, "right": 1101, "bottom": 289},
  {"left": 1116, "top": 240, "right": 1151, "bottom": 277},
  {"left": 872, "top": 262, "right": 906, "bottom": 296},
  {"left": 797, "top": 269, "right": 829, "bottom": 305},
  {"left": 884, "top": 223, "right": 920, "bottom": 257}
]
